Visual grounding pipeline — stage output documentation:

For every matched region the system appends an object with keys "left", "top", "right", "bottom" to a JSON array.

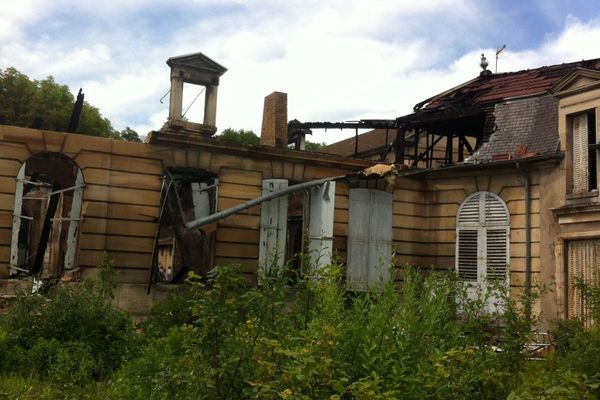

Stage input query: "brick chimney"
[{"left": 261, "top": 92, "right": 287, "bottom": 148}]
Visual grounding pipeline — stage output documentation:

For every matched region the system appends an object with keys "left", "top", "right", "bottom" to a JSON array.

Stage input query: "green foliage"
[
  {"left": 0, "top": 66, "right": 119, "bottom": 138},
  {"left": 3, "top": 259, "right": 600, "bottom": 398},
  {"left": 217, "top": 128, "right": 261, "bottom": 145},
  {"left": 118, "top": 126, "right": 143, "bottom": 142},
  {"left": 305, "top": 141, "right": 326, "bottom": 151},
  {"left": 110, "top": 264, "right": 540, "bottom": 399},
  {"left": 140, "top": 285, "right": 197, "bottom": 338},
  {"left": 216, "top": 127, "right": 326, "bottom": 151},
  {"left": 0, "top": 254, "right": 136, "bottom": 384}
]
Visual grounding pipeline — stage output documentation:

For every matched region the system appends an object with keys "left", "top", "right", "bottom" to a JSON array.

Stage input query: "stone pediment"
[
  {"left": 551, "top": 67, "right": 600, "bottom": 97},
  {"left": 166, "top": 52, "right": 227, "bottom": 76}
]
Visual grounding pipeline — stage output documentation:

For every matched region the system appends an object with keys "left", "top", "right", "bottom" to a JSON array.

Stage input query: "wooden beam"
[{"left": 394, "top": 127, "right": 406, "bottom": 164}]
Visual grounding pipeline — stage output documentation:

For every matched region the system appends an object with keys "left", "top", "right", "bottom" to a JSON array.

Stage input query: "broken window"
[
  {"left": 259, "top": 179, "right": 337, "bottom": 282},
  {"left": 570, "top": 110, "right": 597, "bottom": 194},
  {"left": 567, "top": 239, "right": 600, "bottom": 326},
  {"left": 346, "top": 188, "right": 393, "bottom": 290},
  {"left": 152, "top": 168, "right": 218, "bottom": 283},
  {"left": 456, "top": 191, "right": 509, "bottom": 313},
  {"left": 10, "top": 153, "right": 84, "bottom": 278}
]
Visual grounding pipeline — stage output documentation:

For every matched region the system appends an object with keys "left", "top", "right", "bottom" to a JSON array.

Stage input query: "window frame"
[
  {"left": 10, "top": 156, "right": 85, "bottom": 276},
  {"left": 568, "top": 109, "right": 598, "bottom": 196},
  {"left": 455, "top": 191, "right": 510, "bottom": 299}
]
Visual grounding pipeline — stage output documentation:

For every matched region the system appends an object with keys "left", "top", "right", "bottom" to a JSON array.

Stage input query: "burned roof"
[{"left": 412, "top": 57, "right": 600, "bottom": 114}]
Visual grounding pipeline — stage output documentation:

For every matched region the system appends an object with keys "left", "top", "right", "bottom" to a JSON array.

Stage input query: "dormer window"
[{"left": 570, "top": 110, "right": 597, "bottom": 194}]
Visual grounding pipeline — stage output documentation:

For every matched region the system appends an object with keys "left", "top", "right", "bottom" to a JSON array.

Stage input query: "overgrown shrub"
[
  {"left": 4, "top": 257, "right": 600, "bottom": 399},
  {"left": 111, "top": 263, "right": 538, "bottom": 399},
  {"left": 0, "top": 254, "right": 136, "bottom": 384}
]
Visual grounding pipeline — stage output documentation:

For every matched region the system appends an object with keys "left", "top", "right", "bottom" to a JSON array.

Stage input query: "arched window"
[
  {"left": 10, "top": 153, "right": 84, "bottom": 277},
  {"left": 456, "top": 191, "right": 510, "bottom": 310}
]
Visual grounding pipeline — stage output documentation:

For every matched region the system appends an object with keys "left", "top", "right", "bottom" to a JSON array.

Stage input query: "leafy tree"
[
  {"left": 119, "top": 127, "right": 143, "bottom": 142},
  {"left": 216, "top": 128, "right": 260, "bottom": 145},
  {"left": 217, "top": 127, "right": 326, "bottom": 150},
  {"left": 0, "top": 67, "right": 118, "bottom": 138},
  {"left": 305, "top": 140, "right": 326, "bottom": 151}
]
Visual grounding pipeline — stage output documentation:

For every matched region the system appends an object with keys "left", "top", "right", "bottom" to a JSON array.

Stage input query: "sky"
[{"left": 2, "top": 0, "right": 600, "bottom": 144}]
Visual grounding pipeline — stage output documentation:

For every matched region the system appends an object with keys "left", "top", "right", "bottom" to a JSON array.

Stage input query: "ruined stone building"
[{"left": 1, "top": 52, "right": 600, "bottom": 326}]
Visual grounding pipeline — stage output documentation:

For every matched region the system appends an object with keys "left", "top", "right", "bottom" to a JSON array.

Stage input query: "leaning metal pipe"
[{"left": 185, "top": 175, "right": 346, "bottom": 230}]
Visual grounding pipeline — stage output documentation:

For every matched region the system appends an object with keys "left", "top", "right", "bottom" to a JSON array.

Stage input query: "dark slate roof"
[{"left": 469, "top": 94, "right": 559, "bottom": 162}]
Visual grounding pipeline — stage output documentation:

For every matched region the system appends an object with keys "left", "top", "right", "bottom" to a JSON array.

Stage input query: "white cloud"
[{"left": 2, "top": 2, "right": 600, "bottom": 144}]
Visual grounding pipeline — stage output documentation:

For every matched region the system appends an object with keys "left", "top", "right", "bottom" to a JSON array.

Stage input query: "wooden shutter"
[
  {"left": 486, "top": 229, "right": 508, "bottom": 280},
  {"left": 191, "top": 182, "right": 210, "bottom": 220},
  {"left": 9, "top": 163, "right": 26, "bottom": 274},
  {"left": 484, "top": 193, "right": 509, "bottom": 281},
  {"left": 308, "top": 181, "right": 335, "bottom": 268},
  {"left": 347, "top": 188, "right": 392, "bottom": 290},
  {"left": 63, "top": 168, "right": 84, "bottom": 271},
  {"left": 457, "top": 192, "right": 481, "bottom": 225},
  {"left": 573, "top": 113, "right": 589, "bottom": 194},
  {"left": 456, "top": 192, "right": 509, "bottom": 284},
  {"left": 457, "top": 229, "right": 478, "bottom": 281},
  {"left": 258, "top": 179, "right": 288, "bottom": 273}
]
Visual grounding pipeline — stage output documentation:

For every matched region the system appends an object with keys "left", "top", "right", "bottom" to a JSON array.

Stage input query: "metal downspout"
[{"left": 517, "top": 162, "right": 532, "bottom": 319}]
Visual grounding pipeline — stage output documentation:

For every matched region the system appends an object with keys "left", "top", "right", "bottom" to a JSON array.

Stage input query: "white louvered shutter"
[
  {"left": 457, "top": 230, "right": 478, "bottom": 281},
  {"left": 457, "top": 193, "right": 481, "bottom": 281},
  {"left": 347, "top": 188, "right": 392, "bottom": 290},
  {"left": 258, "top": 179, "right": 288, "bottom": 274},
  {"left": 457, "top": 192, "right": 510, "bottom": 307},
  {"left": 484, "top": 193, "right": 509, "bottom": 281},
  {"left": 572, "top": 113, "right": 589, "bottom": 194}
]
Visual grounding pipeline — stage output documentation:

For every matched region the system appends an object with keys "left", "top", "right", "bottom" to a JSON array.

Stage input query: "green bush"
[
  {"left": 5, "top": 257, "right": 600, "bottom": 398},
  {"left": 0, "top": 254, "right": 136, "bottom": 383},
  {"left": 111, "top": 263, "right": 538, "bottom": 399}
]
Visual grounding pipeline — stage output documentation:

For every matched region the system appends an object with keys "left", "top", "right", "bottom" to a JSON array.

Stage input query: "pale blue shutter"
[
  {"left": 258, "top": 179, "right": 288, "bottom": 274},
  {"left": 347, "top": 188, "right": 393, "bottom": 290},
  {"left": 308, "top": 181, "right": 335, "bottom": 268}
]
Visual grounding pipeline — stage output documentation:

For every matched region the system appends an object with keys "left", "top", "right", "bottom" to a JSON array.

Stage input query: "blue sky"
[{"left": 2, "top": 0, "right": 600, "bottom": 143}]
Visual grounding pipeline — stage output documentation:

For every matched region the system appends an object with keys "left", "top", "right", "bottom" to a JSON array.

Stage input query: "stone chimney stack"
[{"left": 261, "top": 92, "right": 288, "bottom": 148}]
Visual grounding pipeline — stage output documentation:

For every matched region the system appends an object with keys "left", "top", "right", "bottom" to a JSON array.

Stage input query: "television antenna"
[{"left": 495, "top": 44, "right": 506, "bottom": 73}]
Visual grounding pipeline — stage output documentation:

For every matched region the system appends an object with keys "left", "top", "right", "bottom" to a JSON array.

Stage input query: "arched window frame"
[
  {"left": 455, "top": 191, "right": 510, "bottom": 286},
  {"left": 9, "top": 155, "right": 84, "bottom": 276}
]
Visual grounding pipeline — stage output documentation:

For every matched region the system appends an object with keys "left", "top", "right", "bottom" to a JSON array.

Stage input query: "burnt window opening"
[
  {"left": 285, "top": 188, "right": 307, "bottom": 284},
  {"left": 10, "top": 153, "right": 84, "bottom": 278},
  {"left": 259, "top": 179, "right": 336, "bottom": 284},
  {"left": 153, "top": 168, "right": 218, "bottom": 284}
]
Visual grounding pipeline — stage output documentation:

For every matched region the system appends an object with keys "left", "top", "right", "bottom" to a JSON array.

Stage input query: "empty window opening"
[
  {"left": 181, "top": 82, "right": 207, "bottom": 122},
  {"left": 285, "top": 188, "right": 306, "bottom": 283},
  {"left": 153, "top": 168, "right": 218, "bottom": 284},
  {"left": 10, "top": 153, "right": 84, "bottom": 278}
]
